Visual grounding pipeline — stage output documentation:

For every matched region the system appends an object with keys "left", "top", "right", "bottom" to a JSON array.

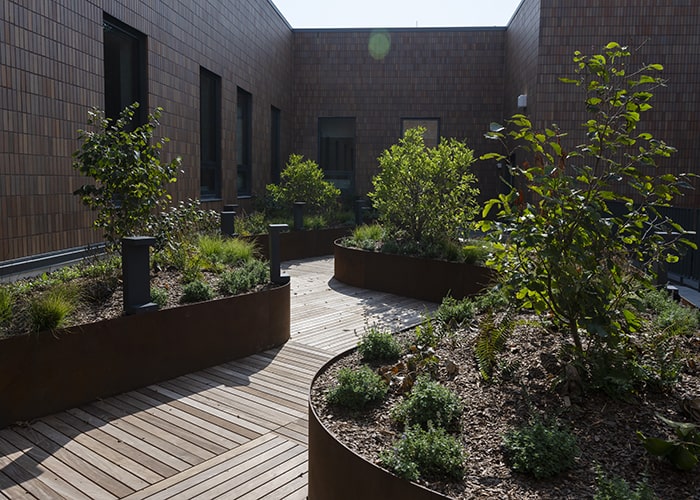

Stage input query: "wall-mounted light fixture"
[{"left": 517, "top": 94, "right": 528, "bottom": 109}]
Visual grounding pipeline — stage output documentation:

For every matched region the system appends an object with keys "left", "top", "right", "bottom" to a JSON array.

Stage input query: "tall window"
[
  {"left": 103, "top": 14, "right": 146, "bottom": 124},
  {"left": 319, "top": 117, "right": 355, "bottom": 192},
  {"left": 237, "top": 88, "right": 252, "bottom": 196},
  {"left": 401, "top": 118, "right": 440, "bottom": 148},
  {"left": 200, "top": 68, "right": 221, "bottom": 199},
  {"left": 271, "top": 106, "right": 281, "bottom": 184}
]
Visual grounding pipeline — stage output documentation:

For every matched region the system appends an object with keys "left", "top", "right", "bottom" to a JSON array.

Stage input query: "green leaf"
[
  {"left": 639, "top": 434, "right": 675, "bottom": 457},
  {"left": 669, "top": 445, "right": 699, "bottom": 471}
]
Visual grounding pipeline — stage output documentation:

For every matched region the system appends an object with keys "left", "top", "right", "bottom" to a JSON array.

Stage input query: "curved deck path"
[{"left": 0, "top": 256, "right": 436, "bottom": 499}]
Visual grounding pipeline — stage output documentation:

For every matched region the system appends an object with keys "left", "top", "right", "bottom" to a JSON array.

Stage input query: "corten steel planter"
[
  {"left": 308, "top": 351, "right": 450, "bottom": 500},
  {"left": 334, "top": 242, "right": 496, "bottom": 303},
  {"left": 249, "top": 227, "right": 351, "bottom": 261},
  {"left": 0, "top": 282, "right": 290, "bottom": 428}
]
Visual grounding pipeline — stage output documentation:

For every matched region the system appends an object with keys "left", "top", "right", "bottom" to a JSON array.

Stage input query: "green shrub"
[
  {"left": 380, "top": 425, "right": 466, "bottom": 482},
  {"left": 326, "top": 365, "right": 388, "bottom": 411},
  {"left": 370, "top": 127, "right": 479, "bottom": 246},
  {"left": 641, "top": 288, "right": 699, "bottom": 337},
  {"left": 479, "top": 42, "right": 693, "bottom": 364},
  {"left": 148, "top": 199, "right": 219, "bottom": 252},
  {"left": 357, "top": 326, "right": 402, "bottom": 362},
  {"left": 235, "top": 211, "right": 269, "bottom": 236},
  {"left": 197, "top": 235, "right": 256, "bottom": 268},
  {"left": 303, "top": 214, "right": 327, "bottom": 230},
  {"left": 502, "top": 416, "right": 579, "bottom": 479},
  {"left": 461, "top": 240, "right": 491, "bottom": 265},
  {"left": 217, "top": 259, "right": 269, "bottom": 296},
  {"left": 414, "top": 321, "right": 440, "bottom": 349},
  {"left": 345, "top": 224, "right": 384, "bottom": 251},
  {"left": 180, "top": 280, "right": 214, "bottom": 303},
  {"left": 436, "top": 295, "right": 475, "bottom": 332},
  {"left": 28, "top": 287, "right": 78, "bottom": 332},
  {"left": 150, "top": 287, "right": 169, "bottom": 309},
  {"left": 266, "top": 154, "right": 340, "bottom": 213},
  {"left": 594, "top": 467, "right": 658, "bottom": 500},
  {"left": 391, "top": 376, "right": 463, "bottom": 430},
  {"left": 0, "top": 287, "right": 13, "bottom": 325},
  {"left": 72, "top": 103, "right": 181, "bottom": 250}
]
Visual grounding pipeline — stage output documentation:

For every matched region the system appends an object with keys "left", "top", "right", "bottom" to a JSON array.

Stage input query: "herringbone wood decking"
[{"left": 0, "top": 257, "right": 436, "bottom": 499}]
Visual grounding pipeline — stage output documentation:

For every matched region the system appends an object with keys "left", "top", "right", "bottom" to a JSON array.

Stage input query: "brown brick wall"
[
  {"left": 292, "top": 28, "right": 506, "bottom": 198},
  {"left": 1, "top": 0, "right": 294, "bottom": 261}
]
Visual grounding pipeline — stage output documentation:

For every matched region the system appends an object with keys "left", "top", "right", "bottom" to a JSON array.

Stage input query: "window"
[
  {"left": 271, "top": 106, "right": 281, "bottom": 184},
  {"left": 237, "top": 88, "right": 252, "bottom": 196},
  {"left": 401, "top": 118, "right": 440, "bottom": 148},
  {"left": 319, "top": 117, "right": 355, "bottom": 192},
  {"left": 200, "top": 68, "right": 221, "bottom": 198},
  {"left": 103, "top": 14, "right": 146, "bottom": 124}
]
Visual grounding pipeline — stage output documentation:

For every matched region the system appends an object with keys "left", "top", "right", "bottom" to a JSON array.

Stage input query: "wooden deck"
[{"left": 0, "top": 257, "right": 436, "bottom": 499}]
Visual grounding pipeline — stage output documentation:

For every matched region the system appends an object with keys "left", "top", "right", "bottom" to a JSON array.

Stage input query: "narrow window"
[
  {"left": 237, "top": 88, "right": 253, "bottom": 196},
  {"left": 200, "top": 68, "right": 221, "bottom": 199},
  {"left": 319, "top": 117, "right": 355, "bottom": 193},
  {"left": 271, "top": 106, "right": 282, "bottom": 184},
  {"left": 401, "top": 118, "right": 440, "bottom": 148},
  {"left": 103, "top": 14, "right": 147, "bottom": 124}
]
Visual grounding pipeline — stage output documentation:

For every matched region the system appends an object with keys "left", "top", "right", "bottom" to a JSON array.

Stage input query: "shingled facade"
[{"left": 2, "top": 0, "right": 699, "bottom": 263}]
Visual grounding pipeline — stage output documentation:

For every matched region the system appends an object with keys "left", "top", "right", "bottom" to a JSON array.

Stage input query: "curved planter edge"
[
  {"left": 247, "top": 227, "right": 351, "bottom": 261},
  {"left": 308, "top": 349, "right": 450, "bottom": 500},
  {"left": 0, "top": 282, "right": 290, "bottom": 428},
  {"left": 334, "top": 241, "right": 496, "bottom": 303}
]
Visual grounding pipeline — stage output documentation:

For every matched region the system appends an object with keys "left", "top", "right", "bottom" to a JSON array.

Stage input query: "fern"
[{"left": 475, "top": 309, "right": 513, "bottom": 381}]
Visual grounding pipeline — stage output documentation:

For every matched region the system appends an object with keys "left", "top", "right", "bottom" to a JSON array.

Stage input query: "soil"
[{"left": 310, "top": 313, "right": 700, "bottom": 499}]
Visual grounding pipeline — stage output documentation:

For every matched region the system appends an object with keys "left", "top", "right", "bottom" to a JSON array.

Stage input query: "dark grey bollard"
[
  {"left": 355, "top": 199, "right": 366, "bottom": 226},
  {"left": 269, "top": 224, "right": 290, "bottom": 285},
  {"left": 223, "top": 203, "right": 239, "bottom": 212},
  {"left": 122, "top": 236, "right": 158, "bottom": 315},
  {"left": 293, "top": 202, "right": 305, "bottom": 231},
  {"left": 221, "top": 209, "right": 236, "bottom": 237}
]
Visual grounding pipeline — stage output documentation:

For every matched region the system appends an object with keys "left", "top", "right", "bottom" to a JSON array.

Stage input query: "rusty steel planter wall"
[
  {"left": 250, "top": 227, "right": 351, "bottom": 261},
  {"left": 0, "top": 282, "right": 290, "bottom": 428},
  {"left": 334, "top": 242, "right": 496, "bottom": 303},
  {"left": 308, "top": 351, "right": 450, "bottom": 500}
]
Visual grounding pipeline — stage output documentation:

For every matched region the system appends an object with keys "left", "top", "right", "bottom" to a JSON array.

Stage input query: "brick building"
[{"left": 2, "top": 0, "right": 699, "bottom": 264}]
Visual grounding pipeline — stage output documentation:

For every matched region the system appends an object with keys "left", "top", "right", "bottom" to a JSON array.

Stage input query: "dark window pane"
[
  {"left": 103, "top": 15, "right": 146, "bottom": 124},
  {"left": 319, "top": 117, "right": 355, "bottom": 192},
  {"left": 237, "top": 88, "right": 252, "bottom": 196},
  {"left": 200, "top": 68, "right": 221, "bottom": 198}
]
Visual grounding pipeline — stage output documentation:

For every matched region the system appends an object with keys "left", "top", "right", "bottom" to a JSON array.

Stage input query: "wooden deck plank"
[
  {"left": 108, "top": 393, "right": 230, "bottom": 455},
  {"left": 54, "top": 411, "right": 174, "bottom": 480},
  {"left": 22, "top": 420, "right": 146, "bottom": 495},
  {"left": 227, "top": 446, "right": 307, "bottom": 500},
  {"left": 42, "top": 414, "right": 162, "bottom": 486},
  {"left": 0, "top": 432, "right": 104, "bottom": 499},
  {"left": 187, "top": 442, "right": 305, "bottom": 499},
  {"left": 123, "top": 390, "right": 245, "bottom": 448},
  {"left": 122, "top": 434, "right": 281, "bottom": 500},
  {"left": 82, "top": 400, "right": 213, "bottom": 465},
  {"left": 66, "top": 408, "right": 190, "bottom": 473},
  {"left": 240, "top": 460, "right": 308, "bottom": 500}
]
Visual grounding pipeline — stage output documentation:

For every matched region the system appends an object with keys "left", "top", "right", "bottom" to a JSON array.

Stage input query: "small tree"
[
  {"left": 479, "top": 42, "right": 695, "bottom": 358},
  {"left": 370, "top": 127, "right": 479, "bottom": 246},
  {"left": 72, "top": 103, "right": 181, "bottom": 250},
  {"left": 266, "top": 154, "right": 340, "bottom": 214}
]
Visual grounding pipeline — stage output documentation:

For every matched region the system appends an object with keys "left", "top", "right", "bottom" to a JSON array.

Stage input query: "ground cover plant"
[{"left": 310, "top": 43, "right": 700, "bottom": 499}]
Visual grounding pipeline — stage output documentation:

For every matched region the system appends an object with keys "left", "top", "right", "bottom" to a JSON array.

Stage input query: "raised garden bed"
[
  {"left": 248, "top": 227, "right": 351, "bottom": 261},
  {"left": 308, "top": 349, "right": 449, "bottom": 500},
  {"left": 0, "top": 282, "right": 290, "bottom": 428},
  {"left": 334, "top": 242, "right": 495, "bottom": 303}
]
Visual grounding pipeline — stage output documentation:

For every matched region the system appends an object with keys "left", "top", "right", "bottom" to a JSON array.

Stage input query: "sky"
[{"left": 271, "top": 0, "right": 523, "bottom": 29}]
